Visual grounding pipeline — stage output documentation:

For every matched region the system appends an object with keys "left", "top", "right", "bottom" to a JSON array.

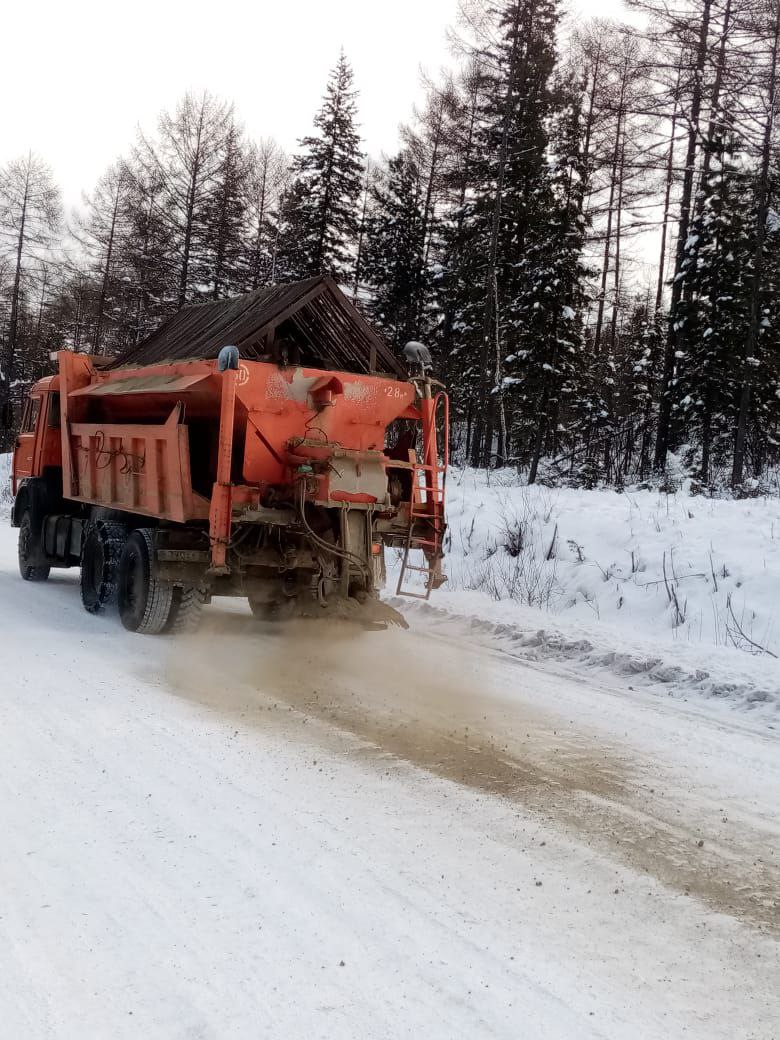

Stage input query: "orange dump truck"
[{"left": 10, "top": 276, "right": 447, "bottom": 633}]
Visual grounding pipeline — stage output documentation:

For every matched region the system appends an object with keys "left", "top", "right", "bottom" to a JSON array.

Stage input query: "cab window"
[
  {"left": 47, "top": 393, "right": 61, "bottom": 429},
  {"left": 21, "top": 397, "right": 40, "bottom": 434}
]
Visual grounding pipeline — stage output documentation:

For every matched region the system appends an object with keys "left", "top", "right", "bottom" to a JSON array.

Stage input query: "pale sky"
[{"left": 1, "top": 0, "right": 629, "bottom": 214}]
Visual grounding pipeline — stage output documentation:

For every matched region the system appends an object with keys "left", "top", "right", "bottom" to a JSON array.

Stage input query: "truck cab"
[
  {"left": 10, "top": 376, "right": 80, "bottom": 585},
  {"left": 12, "top": 377, "right": 62, "bottom": 493}
]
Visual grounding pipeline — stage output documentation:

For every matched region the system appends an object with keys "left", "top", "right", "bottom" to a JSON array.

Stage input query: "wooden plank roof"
[{"left": 112, "top": 276, "right": 404, "bottom": 377}]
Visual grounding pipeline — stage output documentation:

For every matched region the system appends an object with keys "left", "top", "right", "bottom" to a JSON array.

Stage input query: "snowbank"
[
  {"left": 0, "top": 454, "right": 11, "bottom": 517},
  {"left": 392, "top": 469, "right": 780, "bottom": 714}
]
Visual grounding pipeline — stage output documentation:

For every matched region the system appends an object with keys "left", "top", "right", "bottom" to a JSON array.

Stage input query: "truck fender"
[
  {"left": 11, "top": 484, "right": 30, "bottom": 529},
  {"left": 12, "top": 478, "right": 46, "bottom": 536}
]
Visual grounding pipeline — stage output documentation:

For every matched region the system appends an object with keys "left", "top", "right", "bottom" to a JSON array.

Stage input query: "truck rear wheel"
[
  {"left": 18, "top": 510, "right": 50, "bottom": 582},
  {"left": 165, "top": 585, "right": 205, "bottom": 634},
  {"left": 117, "top": 529, "right": 174, "bottom": 634},
  {"left": 80, "top": 522, "right": 126, "bottom": 614}
]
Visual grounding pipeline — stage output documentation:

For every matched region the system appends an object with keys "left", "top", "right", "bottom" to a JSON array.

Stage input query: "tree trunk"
[
  {"left": 315, "top": 90, "right": 342, "bottom": 273},
  {"left": 251, "top": 164, "right": 269, "bottom": 290},
  {"left": 593, "top": 76, "right": 625, "bottom": 354},
  {"left": 701, "top": 388, "right": 712, "bottom": 483},
  {"left": 352, "top": 161, "right": 371, "bottom": 303},
  {"left": 414, "top": 107, "right": 443, "bottom": 333},
  {"left": 609, "top": 126, "right": 626, "bottom": 353},
  {"left": 654, "top": 0, "right": 712, "bottom": 471},
  {"left": 35, "top": 264, "right": 49, "bottom": 343},
  {"left": 178, "top": 110, "right": 206, "bottom": 309},
  {"left": 655, "top": 61, "right": 682, "bottom": 314},
  {"left": 3, "top": 171, "right": 30, "bottom": 418},
  {"left": 733, "top": 1, "right": 780, "bottom": 485},
  {"left": 94, "top": 186, "right": 120, "bottom": 350},
  {"left": 528, "top": 387, "right": 550, "bottom": 484},
  {"left": 581, "top": 40, "right": 602, "bottom": 188},
  {"left": 134, "top": 195, "right": 155, "bottom": 342},
  {"left": 439, "top": 76, "right": 479, "bottom": 387},
  {"left": 471, "top": 2, "right": 524, "bottom": 467},
  {"left": 698, "top": 0, "right": 733, "bottom": 208}
]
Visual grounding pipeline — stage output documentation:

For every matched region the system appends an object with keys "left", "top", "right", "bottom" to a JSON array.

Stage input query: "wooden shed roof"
[{"left": 112, "top": 276, "right": 404, "bottom": 377}]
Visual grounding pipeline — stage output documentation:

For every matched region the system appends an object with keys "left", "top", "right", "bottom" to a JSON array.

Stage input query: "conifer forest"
[{"left": 3, "top": 0, "right": 780, "bottom": 492}]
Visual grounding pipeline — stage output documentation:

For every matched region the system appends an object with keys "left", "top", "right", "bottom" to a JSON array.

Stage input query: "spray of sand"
[{"left": 153, "top": 600, "right": 780, "bottom": 934}]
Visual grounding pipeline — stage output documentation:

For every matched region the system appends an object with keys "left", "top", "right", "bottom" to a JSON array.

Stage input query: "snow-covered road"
[{"left": 0, "top": 524, "right": 778, "bottom": 1039}]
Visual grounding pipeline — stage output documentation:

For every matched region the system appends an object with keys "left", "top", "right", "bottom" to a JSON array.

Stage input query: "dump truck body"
[{"left": 11, "top": 316, "right": 447, "bottom": 633}]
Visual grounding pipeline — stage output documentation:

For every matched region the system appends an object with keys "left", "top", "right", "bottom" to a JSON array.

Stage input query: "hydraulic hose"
[{"left": 295, "top": 478, "right": 372, "bottom": 585}]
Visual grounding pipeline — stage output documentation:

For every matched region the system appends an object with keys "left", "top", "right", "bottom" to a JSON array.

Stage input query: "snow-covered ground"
[
  {"left": 1, "top": 462, "right": 780, "bottom": 1037},
  {"left": 0, "top": 453, "right": 12, "bottom": 515},
  {"left": 390, "top": 468, "right": 780, "bottom": 716}
]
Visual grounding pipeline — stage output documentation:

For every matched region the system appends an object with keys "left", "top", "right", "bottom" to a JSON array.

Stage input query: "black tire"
[
  {"left": 117, "top": 529, "right": 174, "bottom": 634},
  {"left": 18, "top": 510, "right": 50, "bottom": 582},
  {"left": 165, "top": 585, "right": 205, "bottom": 634},
  {"left": 80, "top": 522, "right": 126, "bottom": 614}
]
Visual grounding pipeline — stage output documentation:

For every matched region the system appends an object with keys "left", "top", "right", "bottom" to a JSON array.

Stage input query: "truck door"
[{"left": 12, "top": 396, "right": 42, "bottom": 492}]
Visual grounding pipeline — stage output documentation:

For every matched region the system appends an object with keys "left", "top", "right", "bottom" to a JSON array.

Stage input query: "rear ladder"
[{"left": 396, "top": 460, "right": 446, "bottom": 600}]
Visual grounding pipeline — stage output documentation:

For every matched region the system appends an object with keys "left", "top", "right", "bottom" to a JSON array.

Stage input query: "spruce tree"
[
  {"left": 674, "top": 141, "right": 754, "bottom": 482},
  {"left": 432, "top": 64, "right": 484, "bottom": 453},
  {"left": 594, "top": 299, "right": 663, "bottom": 483},
  {"left": 627, "top": 306, "right": 664, "bottom": 479},
  {"left": 204, "top": 123, "right": 250, "bottom": 299},
  {"left": 753, "top": 217, "right": 780, "bottom": 475},
  {"left": 502, "top": 76, "right": 593, "bottom": 481},
  {"left": 361, "top": 150, "right": 428, "bottom": 343},
  {"left": 276, "top": 52, "right": 364, "bottom": 282},
  {"left": 450, "top": 0, "right": 573, "bottom": 468}
]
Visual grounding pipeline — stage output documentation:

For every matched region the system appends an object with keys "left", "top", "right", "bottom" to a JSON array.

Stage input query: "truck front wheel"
[
  {"left": 18, "top": 510, "right": 50, "bottom": 582},
  {"left": 117, "top": 529, "right": 174, "bottom": 634}
]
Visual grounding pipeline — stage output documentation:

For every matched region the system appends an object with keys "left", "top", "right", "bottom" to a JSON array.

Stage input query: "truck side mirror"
[{"left": 1, "top": 402, "right": 13, "bottom": 430}]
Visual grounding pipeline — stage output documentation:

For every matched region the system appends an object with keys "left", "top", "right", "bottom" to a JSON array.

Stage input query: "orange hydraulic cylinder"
[
  {"left": 418, "top": 382, "right": 449, "bottom": 548},
  {"left": 209, "top": 367, "right": 239, "bottom": 571},
  {"left": 420, "top": 393, "right": 438, "bottom": 475}
]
